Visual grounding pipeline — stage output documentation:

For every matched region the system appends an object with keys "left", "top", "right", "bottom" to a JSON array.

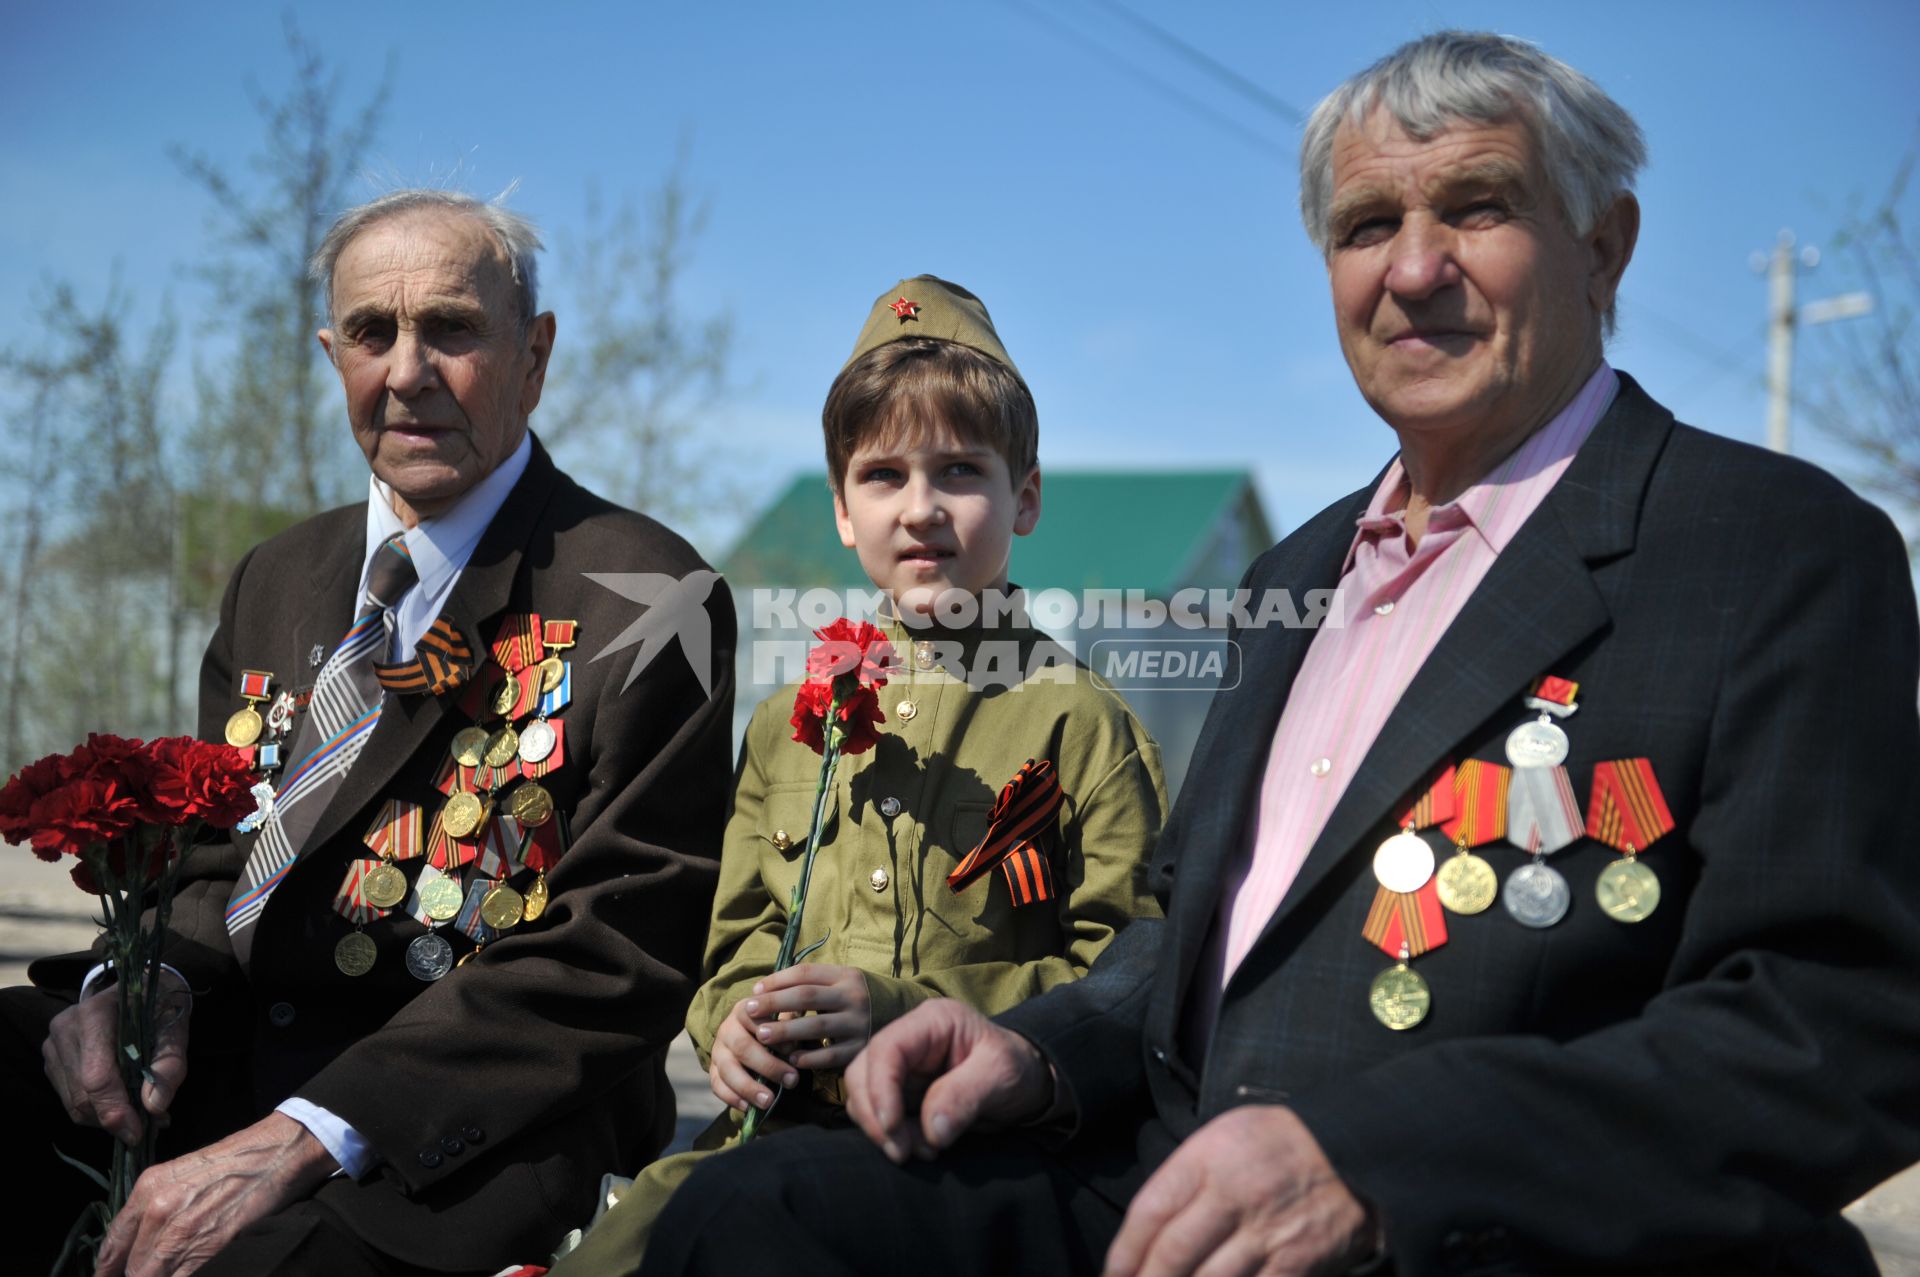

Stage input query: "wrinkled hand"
[
  {"left": 44, "top": 971, "right": 192, "bottom": 1146},
  {"left": 845, "top": 998, "right": 1052, "bottom": 1164},
  {"left": 709, "top": 964, "right": 875, "bottom": 1111},
  {"left": 92, "top": 1112, "right": 338, "bottom": 1277},
  {"left": 1103, "top": 1105, "right": 1373, "bottom": 1277}
]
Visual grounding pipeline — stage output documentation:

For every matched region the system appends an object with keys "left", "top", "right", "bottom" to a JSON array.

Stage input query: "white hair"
[
  {"left": 310, "top": 189, "right": 544, "bottom": 328},
  {"left": 1299, "top": 31, "right": 1646, "bottom": 254}
]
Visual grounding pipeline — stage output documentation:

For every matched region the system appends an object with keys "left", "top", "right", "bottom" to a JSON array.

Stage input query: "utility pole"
[{"left": 1752, "top": 229, "right": 1873, "bottom": 454}]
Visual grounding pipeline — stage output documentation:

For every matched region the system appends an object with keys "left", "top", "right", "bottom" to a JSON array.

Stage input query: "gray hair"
[
  {"left": 1299, "top": 31, "right": 1646, "bottom": 255},
  {"left": 310, "top": 189, "right": 545, "bottom": 329}
]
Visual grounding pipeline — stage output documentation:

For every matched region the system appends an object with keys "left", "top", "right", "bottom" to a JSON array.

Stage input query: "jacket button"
[
  {"left": 418, "top": 1150, "right": 443, "bottom": 1169},
  {"left": 771, "top": 828, "right": 792, "bottom": 851},
  {"left": 869, "top": 868, "right": 889, "bottom": 892},
  {"left": 268, "top": 1002, "right": 296, "bottom": 1028},
  {"left": 880, "top": 796, "right": 901, "bottom": 818},
  {"left": 441, "top": 1136, "right": 465, "bottom": 1156},
  {"left": 463, "top": 1126, "right": 485, "bottom": 1143},
  {"left": 1151, "top": 1046, "right": 1168, "bottom": 1064},
  {"left": 914, "top": 641, "right": 935, "bottom": 670}
]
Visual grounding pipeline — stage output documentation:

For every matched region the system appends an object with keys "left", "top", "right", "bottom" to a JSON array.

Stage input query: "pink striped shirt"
[{"left": 1204, "top": 363, "right": 1619, "bottom": 1002}]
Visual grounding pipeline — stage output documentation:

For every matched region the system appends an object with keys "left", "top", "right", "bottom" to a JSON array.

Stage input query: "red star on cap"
[{"left": 889, "top": 297, "right": 920, "bottom": 320}]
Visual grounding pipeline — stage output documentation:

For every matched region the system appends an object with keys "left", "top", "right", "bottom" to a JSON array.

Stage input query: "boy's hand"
[
  {"left": 750, "top": 963, "right": 873, "bottom": 1072},
  {"left": 710, "top": 996, "right": 798, "bottom": 1113}
]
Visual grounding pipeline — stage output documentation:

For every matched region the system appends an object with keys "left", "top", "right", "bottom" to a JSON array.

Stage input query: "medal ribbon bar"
[
  {"left": 490, "top": 612, "right": 545, "bottom": 674},
  {"left": 1362, "top": 880, "right": 1449, "bottom": 958},
  {"left": 456, "top": 880, "right": 500, "bottom": 944},
  {"left": 1586, "top": 758, "right": 1675, "bottom": 851},
  {"left": 1506, "top": 765, "right": 1584, "bottom": 854},
  {"left": 332, "top": 858, "right": 391, "bottom": 925},
  {"left": 1441, "top": 759, "right": 1510, "bottom": 845}
]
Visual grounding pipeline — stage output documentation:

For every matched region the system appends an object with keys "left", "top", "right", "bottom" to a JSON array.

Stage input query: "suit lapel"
[
  {"left": 1164, "top": 490, "right": 1370, "bottom": 995},
  {"left": 298, "top": 441, "right": 563, "bottom": 859},
  {"left": 1242, "top": 376, "right": 1673, "bottom": 953}
]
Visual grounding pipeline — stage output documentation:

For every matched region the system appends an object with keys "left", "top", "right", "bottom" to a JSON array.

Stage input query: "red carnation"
[
  {"left": 0, "top": 754, "right": 69, "bottom": 843},
  {"left": 790, "top": 679, "right": 834, "bottom": 754},
  {"left": 146, "top": 736, "right": 257, "bottom": 828},
  {"left": 833, "top": 684, "right": 885, "bottom": 756},
  {"left": 805, "top": 620, "right": 894, "bottom": 687},
  {"left": 26, "top": 776, "right": 141, "bottom": 860}
]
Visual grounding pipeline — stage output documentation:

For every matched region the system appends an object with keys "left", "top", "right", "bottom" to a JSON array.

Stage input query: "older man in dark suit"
[
  {"left": 13, "top": 191, "right": 735, "bottom": 1276},
  {"left": 635, "top": 32, "right": 1920, "bottom": 1277}
]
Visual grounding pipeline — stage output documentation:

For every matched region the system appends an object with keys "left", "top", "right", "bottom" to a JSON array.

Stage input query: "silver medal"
[
  {"left": 405, "top": 932, "right": 455, "bottom": 981},
  {"left": 1505, "top": 716, "right": 1570, "bottom": 769},
  {"left": 1502, "top": 861, "right": 1571, "bottom": 928},
  {"left": 517, "top": 717, "right": 557, "bottom": 765},
  {"left": 1372, "top": 830, "right": 1436, "bottom": 894}
]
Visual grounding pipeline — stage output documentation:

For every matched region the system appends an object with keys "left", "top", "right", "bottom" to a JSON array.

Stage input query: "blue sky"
[{"left": 4, "top": 1, "right": 1916, "bottom": 553}]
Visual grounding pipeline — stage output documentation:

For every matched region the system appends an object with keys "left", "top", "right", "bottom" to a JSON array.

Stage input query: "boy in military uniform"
[{"left": 553, "top": 276, "right": 1167, "bottom": 1273}]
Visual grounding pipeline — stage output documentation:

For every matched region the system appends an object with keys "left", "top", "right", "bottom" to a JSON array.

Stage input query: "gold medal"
[
  {"left": 225, "top": 706, "right": 264, "bottom": 748},
  {"left": 538, "top": 654, "right": 565, "bottom": 694},
  {"left": 363, "top": 861, "right": 408, "bottom": 909},
  {"left": 493, "top": 677, "right": 520, "bottom": 718},
  {"left": 483, "top": 726, "right": 521, "bottom": 769},
  {"left": 334, "top": 931, "right": 378, "bottom": 977},
  {"left": 1596, "top": 857, "right": 1661, "bottom": 923},
  {"left": 522, "top": 872, "right": 549, "bottom": 922},
  {"left": 450, "top": 726, "right": 490, "bottom": 768},
  {"left": 481, "top": 883, "right": 526, "bottom": 930},
  {"left": 509, "top": 781, "right": 554, "bottom": 827},
  {"left": 1368, "top": 962, "right": 1431, "bottom": 1031},
  {"left": 1436, "top": 850, "right": 1498, "bottom": 915},
  {"left": 440, "top": 791, "right": 485, "bottom": 840},
  {"left": 420, "top": 875, "right": 465, "bottom": 922}
]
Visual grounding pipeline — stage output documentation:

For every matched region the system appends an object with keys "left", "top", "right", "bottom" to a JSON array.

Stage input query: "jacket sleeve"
[
  {"left": 297, "top": 573, "right": 737, "bottom": 1193},
  {"left": 1285, "top": 493, "right": 1920, "bottom": 1270},
  {"left": 683, "top": 697, "right": 793, "bottom": 1070},
  {"left": 863, "top": 735, "right": 1167, "bottom": 1031}
]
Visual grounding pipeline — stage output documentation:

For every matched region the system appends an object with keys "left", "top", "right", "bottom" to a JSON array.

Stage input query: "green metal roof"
[{"left": 720, "top": 469, "right": 1272, "bottom": 595}]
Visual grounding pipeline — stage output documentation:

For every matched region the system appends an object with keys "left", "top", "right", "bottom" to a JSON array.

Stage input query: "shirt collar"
[
  {"left": 1346, "top": 362, "right": 1619, "bottom": 570},
  {"left": 362, "top": 432, "right": 534, "bottom": 601}
]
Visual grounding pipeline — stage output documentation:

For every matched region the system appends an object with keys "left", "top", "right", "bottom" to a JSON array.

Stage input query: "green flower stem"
[{"left": 740, "top": 681, "right": 850, "bottom": 1143}]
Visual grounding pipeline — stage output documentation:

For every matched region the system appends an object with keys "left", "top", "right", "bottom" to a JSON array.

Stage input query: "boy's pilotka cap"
[{"left": 843, "top": 274, "right": 1021, "bottom": 376}]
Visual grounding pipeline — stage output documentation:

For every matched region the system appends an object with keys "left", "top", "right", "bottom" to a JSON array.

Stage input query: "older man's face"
[
  {"left": 1325, "top": 109, "right": 1612, "bottom": 445},
  {"left": 318, "top": 210, "right": 554, "bottom": 521}
]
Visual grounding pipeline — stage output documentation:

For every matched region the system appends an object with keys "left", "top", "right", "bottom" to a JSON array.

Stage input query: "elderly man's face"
[
  {"left": 318, "top": 210, "right": 554, "bottom": 522},
  {"left": 1326, "top": 109, "right": 1626, "bottom": 446}
]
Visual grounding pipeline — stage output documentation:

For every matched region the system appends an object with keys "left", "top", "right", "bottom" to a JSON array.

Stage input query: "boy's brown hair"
[{"left": 822, "top": 336, "right": 1038, "bottom": 493}]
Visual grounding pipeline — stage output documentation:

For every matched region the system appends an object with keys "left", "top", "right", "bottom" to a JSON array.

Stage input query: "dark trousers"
[
  {"left": 638, "top": 1123, "right": 1130, "bottom": 1277},
  {"left": 4, "top": 983, "right": 475, "bottom": 1277}
]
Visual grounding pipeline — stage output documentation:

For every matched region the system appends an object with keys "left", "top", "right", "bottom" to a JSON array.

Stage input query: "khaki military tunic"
[{"left": 553, "top": 619, "right": 1166, "bottom": 1274}]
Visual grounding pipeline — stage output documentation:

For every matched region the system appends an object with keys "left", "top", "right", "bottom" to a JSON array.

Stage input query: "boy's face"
[{"left": 833, "top": 422, "right": 1041, "bottom": 618}]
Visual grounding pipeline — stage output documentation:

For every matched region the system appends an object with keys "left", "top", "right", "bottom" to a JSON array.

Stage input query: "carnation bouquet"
[
  {"left": 739, "top": 619, "right": 893, "bottom": 1141},
  {"left": 0, "top": 733, "right": 256, "bottom": 1268}
]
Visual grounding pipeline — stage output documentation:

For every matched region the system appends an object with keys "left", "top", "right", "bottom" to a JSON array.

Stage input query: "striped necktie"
[{"left": 226, "top": 532, "right": 418, "bottom": 963}]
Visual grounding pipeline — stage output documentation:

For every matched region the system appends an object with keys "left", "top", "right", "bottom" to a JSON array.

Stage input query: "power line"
[
  {"left": 994, "top": 0, "right": 1291, "bottom": 162},
  {"left": 1087, "top": 0, "right": 1306, "bottom": 126}
]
